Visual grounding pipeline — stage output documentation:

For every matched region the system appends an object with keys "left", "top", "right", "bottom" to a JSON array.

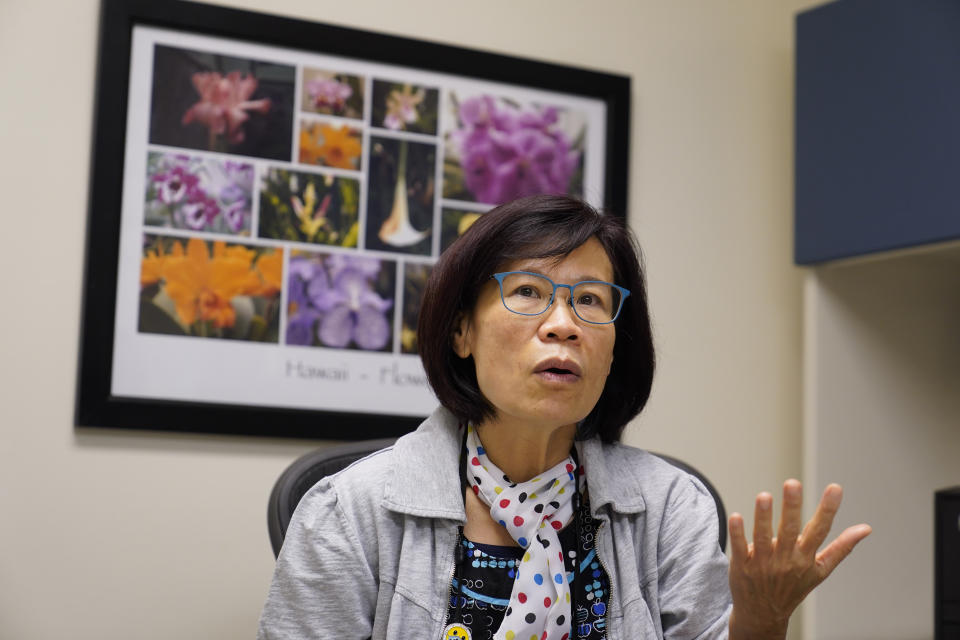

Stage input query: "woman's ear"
[{"left": 452, "top": 313, "right": 472, "bottom": 359}]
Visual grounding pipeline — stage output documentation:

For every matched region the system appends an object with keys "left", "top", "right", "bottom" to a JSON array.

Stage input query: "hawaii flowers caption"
[{"left": 140, "top": 236, "right": 281, "bottom": 341}]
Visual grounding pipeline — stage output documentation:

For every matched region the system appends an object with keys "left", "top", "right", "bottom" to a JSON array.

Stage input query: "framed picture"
[{"left": 77, "top": 0, "right": 631, "bottom": 440}]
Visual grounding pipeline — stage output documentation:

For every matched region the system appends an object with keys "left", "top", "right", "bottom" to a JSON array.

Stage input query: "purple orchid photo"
[
  {"left": 443, "top": 93, "right": 585, "bottom": 205},
  {"left": 144, "top": 152, "right": 254, "bottom": 235},
  {"left": 286, "top": 251, "right": 396, "bottom": 351}
]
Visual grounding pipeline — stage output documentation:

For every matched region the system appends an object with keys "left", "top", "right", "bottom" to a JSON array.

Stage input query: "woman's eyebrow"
[
  {"left": 569, "top": 274, "right": 609, "bottom": 282},
  {"left": 516, "top": 268, "right": 610, "bottom": 283}
]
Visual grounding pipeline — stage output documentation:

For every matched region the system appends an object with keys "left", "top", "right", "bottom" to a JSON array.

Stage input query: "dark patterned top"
[{"left": 444, "top": 489, "right": 611, "bottom": 639}]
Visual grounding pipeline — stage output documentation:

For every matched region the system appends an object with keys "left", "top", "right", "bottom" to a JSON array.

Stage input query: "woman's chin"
[{"left": 495, "top": 404, "right": 592, "bottom": 431}]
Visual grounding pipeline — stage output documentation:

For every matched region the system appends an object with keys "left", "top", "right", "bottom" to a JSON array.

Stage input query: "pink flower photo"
[{"left": 149, "top": 45, "right": 295, "bottom": 161}]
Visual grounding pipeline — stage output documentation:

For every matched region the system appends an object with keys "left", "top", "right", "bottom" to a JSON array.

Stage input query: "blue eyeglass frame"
[{"left": 491, "top": 271, "right": 631, "bottom": 325}]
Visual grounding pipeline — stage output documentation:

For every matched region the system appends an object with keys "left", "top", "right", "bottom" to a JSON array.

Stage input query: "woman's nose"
[{"left": 539, "top": 293, "right": 581, "bottom": 341}]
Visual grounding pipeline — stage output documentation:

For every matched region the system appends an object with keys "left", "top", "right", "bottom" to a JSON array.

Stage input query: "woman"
[{"left": 258, "top": 195, "right": 871, "bottom": 639}]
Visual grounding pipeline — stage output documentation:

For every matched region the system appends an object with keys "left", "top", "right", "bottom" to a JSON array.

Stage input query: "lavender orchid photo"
[
  {"left": 301, "top": 68, "right": 364, "bottom": 120},
  {"left": 286, "top": 251, "right": 396, "bottom": 351},
  {"left": 144, "top": 152, "right": 254, "bottom": 234},
  {"left": 443, "top": 94, "right": 585, "bottom": 205}
]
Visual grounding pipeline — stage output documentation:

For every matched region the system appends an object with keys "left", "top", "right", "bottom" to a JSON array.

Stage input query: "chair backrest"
[
  {"left": 267, "top": 438, "right": 397, "bottom": 558},
  {"left": 652, "top": 452, "right": 727, "bottom": 552},
  {"left": 267, "top": 443, "right": 726, "bottom": 557}
]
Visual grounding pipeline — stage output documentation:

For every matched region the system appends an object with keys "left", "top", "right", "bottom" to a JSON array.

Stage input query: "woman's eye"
[
  {"left": 515, "top": 286, "right": 539, "bottom": 298},
  {"left": 576, "top": 291, "right": 609, "bottom": 309}
]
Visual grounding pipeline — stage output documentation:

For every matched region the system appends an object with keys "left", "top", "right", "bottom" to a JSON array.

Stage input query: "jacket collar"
[
  {"left": 579, "top": 435, "right": 647, "bottom": 514},
  {"left": 382, "top": 406, "right": 647, "bottom": 519},
  {"left": 382, "top": 406, "right": 467, "bottom": 521}
]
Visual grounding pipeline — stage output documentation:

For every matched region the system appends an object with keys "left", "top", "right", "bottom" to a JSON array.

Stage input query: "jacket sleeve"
[
  {"left": 657, "top": 475, "right": 732, "bottom": 639},
  {"left": 257, "top": 477, "right": 378, "bottom": 640}
]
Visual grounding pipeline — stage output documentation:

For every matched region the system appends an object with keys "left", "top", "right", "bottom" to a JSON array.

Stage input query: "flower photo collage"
[{"left": 137, "top": 43, "right": 587, "bottom": 355}]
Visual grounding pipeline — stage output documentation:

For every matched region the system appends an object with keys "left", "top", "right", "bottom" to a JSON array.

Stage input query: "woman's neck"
[{"left": 475, "top": 418, "right": 576, "bottom": 482}]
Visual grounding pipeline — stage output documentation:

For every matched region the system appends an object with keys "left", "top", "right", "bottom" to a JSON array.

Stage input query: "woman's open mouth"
[{"left": 534, "top": 358, "right": 582, "bottom": 383}]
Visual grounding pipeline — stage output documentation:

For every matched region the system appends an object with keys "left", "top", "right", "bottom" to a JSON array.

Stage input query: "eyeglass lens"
[{"left": 498, "top": 272, "right": 622, "bottom": 323}]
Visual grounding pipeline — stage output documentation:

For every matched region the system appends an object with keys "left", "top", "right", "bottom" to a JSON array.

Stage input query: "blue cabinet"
[{"left": 795, "top": 0, "right": 960, "bottom": 264}]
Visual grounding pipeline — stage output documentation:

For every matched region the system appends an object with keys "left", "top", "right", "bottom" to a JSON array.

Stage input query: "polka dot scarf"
[{"left": 465, "top": 425, "right": 577, "bottom": 640}]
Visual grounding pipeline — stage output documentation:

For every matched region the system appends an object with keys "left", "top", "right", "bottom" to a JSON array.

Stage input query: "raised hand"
[{"left": 726, "top": 480, "right": 872, "bottom": 639}]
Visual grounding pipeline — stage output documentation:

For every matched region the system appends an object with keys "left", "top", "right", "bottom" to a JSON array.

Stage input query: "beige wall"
[
  {"left": 0, "top": 1, "right": 820, "bottom": 637},
  {"left": 804, "top": 248, "right": 960, "bottom": 639}
]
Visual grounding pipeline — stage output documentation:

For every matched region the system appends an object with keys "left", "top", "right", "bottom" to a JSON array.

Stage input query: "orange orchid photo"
[
  {"left": 139, "top": 235, "right": 283, "bottom": 341},
  {"left": 298, "top": 121, "right": 363, "bottom": 170}
]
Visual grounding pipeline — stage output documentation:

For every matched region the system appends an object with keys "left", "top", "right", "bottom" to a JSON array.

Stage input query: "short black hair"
[{"left": 418, "top": 194, "right": 655, "bottom": 443}]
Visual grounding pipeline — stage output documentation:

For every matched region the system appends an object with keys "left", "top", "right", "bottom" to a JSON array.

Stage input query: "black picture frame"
[{"left": 77, "top": 0, "right": 631, "bottom": 440}]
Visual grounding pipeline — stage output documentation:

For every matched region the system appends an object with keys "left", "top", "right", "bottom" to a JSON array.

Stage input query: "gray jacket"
[{"left": 257, "top": 407, "right": 731, "bottom": 639}]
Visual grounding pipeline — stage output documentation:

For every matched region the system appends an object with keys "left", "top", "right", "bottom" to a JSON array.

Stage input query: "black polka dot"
[
  {"left": 557, "top": 615, "right": 565, "bottom": 625},
  {"left": 540, "top": 538, "right": 550, "bottom": 548},
  {"left": 506, "top": 606, "right": 512, "bottom": 616},
  {"left": 518, "top": 492, "right": 527, "bottom": 503},
  {"left": 474, "top": 476, "right": 481, "bottom": 484},
  {"left": 534, "top": 504, "right": 544, "bottom": 513},
  {"left": 549, "top": 501, "right": 560, "bottom": 509},
  {"left": 525, "top": 613, "right": 536, "bottom": 624}
]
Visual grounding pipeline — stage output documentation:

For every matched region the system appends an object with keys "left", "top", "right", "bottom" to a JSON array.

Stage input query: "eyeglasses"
[{"left": 491, "top": 271, "right": 630, "bottom": 325}]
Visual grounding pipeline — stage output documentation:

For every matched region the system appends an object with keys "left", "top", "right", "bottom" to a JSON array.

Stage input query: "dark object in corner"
[{"left": 936, "top": 486, "right": 960, "bottom": 639}]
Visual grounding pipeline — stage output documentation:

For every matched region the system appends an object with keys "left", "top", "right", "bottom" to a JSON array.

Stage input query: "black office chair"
[
  {"left": 268, "top": 439, "right": 397, "bottom": 558},
  {"left": 267, "top": 443, "right": 726, "bottom": 558}
]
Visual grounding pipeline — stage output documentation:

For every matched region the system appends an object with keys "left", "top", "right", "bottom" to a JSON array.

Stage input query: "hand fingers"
[
  {"left": 728, "top": 512, "right": 749, "bottom": 568},
  {"left": 798, "top": 484, "right": 843, "bottom": 556},
  {"left": 776, "top": 479, "right": 804, "bottom": 555},
  {"left": 753, "top": 492, "right": 774, "bottom": 558},
  {"left": 815, "top": 524, "right": 872, "bottom": 578}
]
